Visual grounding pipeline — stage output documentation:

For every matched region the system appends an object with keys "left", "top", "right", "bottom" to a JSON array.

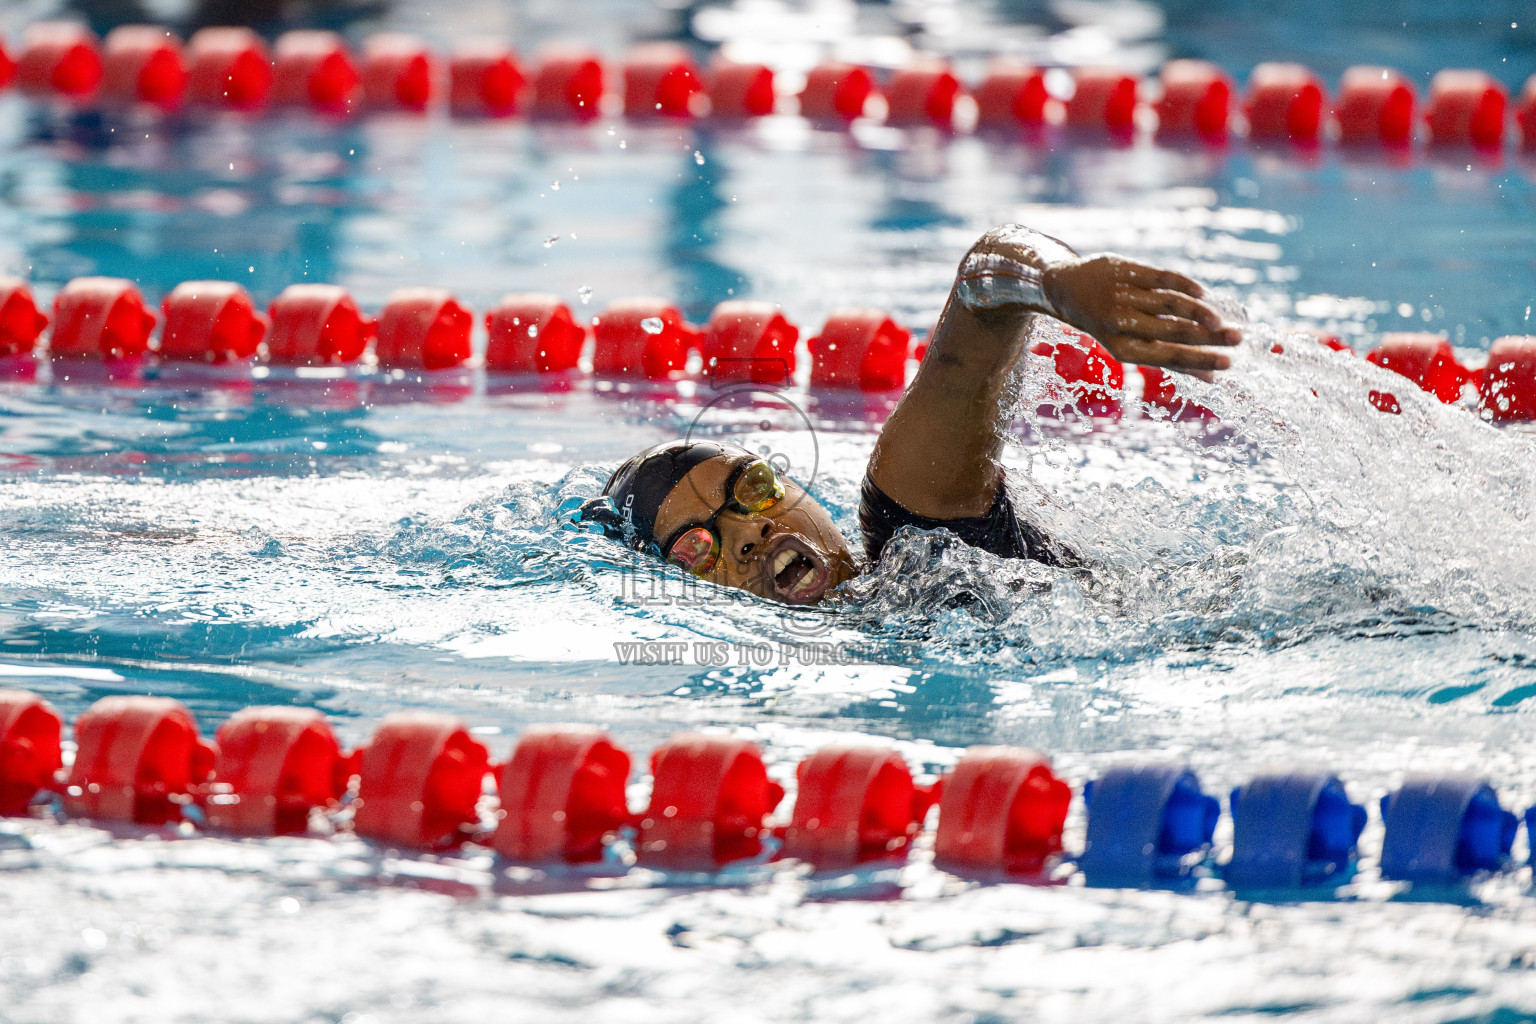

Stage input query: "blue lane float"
[
  {"left": 1378, "top": 774, "right": 1519, "bottom": 884},
  {"left": 1079, "top": 763, "right": 1219, "bottom": 886},
  {"left": 1225, "top": 771, "right": 1366, "bottom": 890}
]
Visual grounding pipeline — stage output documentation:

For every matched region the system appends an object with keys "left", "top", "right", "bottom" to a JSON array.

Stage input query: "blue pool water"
[{"left": 1, "top": 0, "right": 1536, "bottom": 1021}]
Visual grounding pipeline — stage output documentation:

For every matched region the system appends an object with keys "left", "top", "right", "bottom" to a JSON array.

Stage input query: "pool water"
[{"left": 1, "top": 1, "right": 1535, "bottom": 1021}]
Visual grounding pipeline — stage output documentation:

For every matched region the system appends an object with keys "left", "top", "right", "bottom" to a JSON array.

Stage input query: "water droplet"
[
  {"left": 640, "top": 317, "right": 665, "bottom": 335},
  {"left": 551, "top": 180, "right": 560, "bottom": 190},
  {"left": 527, "top": 324, "right": 539, "bottom": 338},
  {"left": 619, "top": 140, "right": 626, "bottom": 149},
  {"left": 543, "top": 235, "right": 559, "bottom": 248},
  {"left": 578, "top": 285, "right": 593, "bottom": 305},
  {"left": 693, "top": 150, "right": 706, "bottom": 165}
]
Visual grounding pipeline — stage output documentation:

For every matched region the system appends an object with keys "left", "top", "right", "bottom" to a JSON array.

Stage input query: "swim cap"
[{"left": 588, "top": 440, "right": 743, "bottom": 552}]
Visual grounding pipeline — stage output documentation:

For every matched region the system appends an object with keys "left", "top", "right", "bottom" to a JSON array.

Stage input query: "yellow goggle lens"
[{"left": 732, "top": 460, "right": 784, "bottom": 514}]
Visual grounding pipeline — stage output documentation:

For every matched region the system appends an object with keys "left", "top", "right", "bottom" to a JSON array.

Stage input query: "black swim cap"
[{"left": 588, "top": 440, "right": 745, "bottom": 553}]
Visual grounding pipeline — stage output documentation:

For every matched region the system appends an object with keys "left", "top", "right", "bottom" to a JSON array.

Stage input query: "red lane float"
[
  {"left": 272, "top": 30, "right": 361, "bottom": 115},
  {"left": 974, "top": 63, "right": 1049, "bottom": 128},
  {"left": 1153, "top": 59, "right": 1231, "bottom": 140},
  {"left": 266, "top": 284, "right": 374, "bottom": 366},
  {"left": 1245, "top": 62, "right": 1326, "bottom": 144},
  {"left": 206, "top": 707, "right": 348, "bottom": 835},
  {"left": 707, "top": 60, "right": 775, "bottom": 118},
  {"left": 0, "top": 690, "right": 63, "bottom": 816},
  {"left": 50, "top": 277, "right": 157, "bottom": 360},
  {"left": 1031, "top": 329, "right": 1124, "bottom": 417},
  {"left": 352, "top": 712, "right": 490, "bottom": 849},
  {"left": 1336, "top": 66, "right": 1416, "bottom": 145},
  {"left": 1366, "top": 332, "right": 1468, "bottom": 404},
  {"left": 362, "top": 34, "right": 433, "bottom": 113},
  {"left": 0, "top": 278, "right": 49, "bottom": 357},
  {"left": 933, "top": 746, "right": 1071, "bottom": 876},
  {"left": 158, "top": 280, "right": 268, "bottom": 363},
  {"left": 623, "top": 43, "right": 702, "bottom": 119},
  {"left": 799, "top": 62, "right": 876, "bottom": 121},
  {"left": 1519, "top": 74, "right": 1536, "bottom": 149},
  {"left": 808, "top": 309, "right": 911, "bottom": 391},
  {"left": 781, "top": 745, "right": 929, "bottom": 869},
  {"left": 493, "top": 725, "right": 631, "bottom": 863},
  {"left": 185, "top": 27, "right": 273, "bottom": 111},
  {"left": 636, "top": 733, "right": 785, "bottom": 870},
  {"left": 531, "top": 48, "right": 605, "bottom": 120},
  {"left": 15, "top": 22, "right": 103, "bottom": 100},
  {"left": 374, "top": 289, "right": 473, "bottom": 370},
  {"left": 591, "top": 299, "right": 699, "bottom": 379},
  {"left": 1425, "top": 70, "right": 1506, "bottom": 148},
  {"left": 1479, "top": 335, "right": 1536, "bottom": 422},
  {"left": 700, "top": 300, "right": 798, "bottom": 385},
  {"left": 64, "top": 696, "right": 216, "bottom": 825},
  {"left": 0, "top": 38, "right": 14, "bottom": 90},
  {"left": 885, "top": 62, "right": 963, "bottom": 127},
  {"left": 1066, "top": 67, "right": 1138, "bottom": 133},
  {"left": 100, "top": 25, "right": 188, "bottom": 109},
  {"left": 448, "top": 41, "right": 524, "bottom": 117},
  {"left": 484, "top": 293, "right": 587, "bottom": 374},
  {"left": 1139, "top": 365, "right": 1215, "bottom": 422}
]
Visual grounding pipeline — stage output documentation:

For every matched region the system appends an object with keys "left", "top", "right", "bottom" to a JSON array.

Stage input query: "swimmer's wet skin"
[{"left": 590, "top": 224, "right": 1243, "bottom": 606}]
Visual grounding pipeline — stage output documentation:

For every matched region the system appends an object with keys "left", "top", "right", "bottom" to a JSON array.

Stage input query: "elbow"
[{"left": 963, "top": 225, "right": 1078, "bottom": 269}]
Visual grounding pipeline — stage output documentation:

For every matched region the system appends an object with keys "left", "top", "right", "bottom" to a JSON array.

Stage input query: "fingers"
[
  {"left": 1120, "top": 263, "right": 1204, "bottom": 297},
  {"left": 1110, "top": 309, "right": 1238, "bottom": 347},
  {"left": 1121, "top": 288, "right": 1234, "bottom": 336},
  {"left": 1102, "top": 335, "right": 1233, "bottom": 374}
]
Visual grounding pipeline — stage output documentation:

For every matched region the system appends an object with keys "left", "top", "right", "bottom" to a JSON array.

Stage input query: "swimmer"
[{"left": 584, "top": 224, "right": 1243, "bottom": 605}]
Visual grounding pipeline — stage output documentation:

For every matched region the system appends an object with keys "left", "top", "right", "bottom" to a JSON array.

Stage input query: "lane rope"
[
  {"left": 1, "top": 24, "right": 1533, "bottom": 151},
  {"left": 3, "top": 274, "right": 1534, "bottom": 422},
  {"left": 1, "top": 690, "right": 1530, "bottom": 893}
]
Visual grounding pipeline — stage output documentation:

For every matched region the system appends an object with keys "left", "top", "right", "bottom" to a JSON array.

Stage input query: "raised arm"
[{"left": 866, "top": 225, "right": 1241, "bottom": 519}]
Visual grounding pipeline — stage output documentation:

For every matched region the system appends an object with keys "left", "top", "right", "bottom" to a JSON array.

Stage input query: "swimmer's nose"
[{"left": 731, "top": 519, "right": 774, "bottom": 563}]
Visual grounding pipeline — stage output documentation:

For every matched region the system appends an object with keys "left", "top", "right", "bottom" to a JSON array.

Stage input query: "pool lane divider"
[
  {"left": 2, "top": 22, "right": 1535, "bottom": 152},
  {"left": 1, "top": 690, "right": 1531, "bottom": 894},
  {"left": 4, "top": 273, "right": 1536, "bottom": 424}
]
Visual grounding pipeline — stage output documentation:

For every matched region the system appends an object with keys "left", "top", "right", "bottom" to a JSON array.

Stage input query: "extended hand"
[{"left": 1041, "top": 255, "right": 1241, "bottom": 378}]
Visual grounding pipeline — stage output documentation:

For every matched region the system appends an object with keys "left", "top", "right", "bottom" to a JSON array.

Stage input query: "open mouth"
[{"left": 765, "top": 535, "right": 830, "bottom": 604}]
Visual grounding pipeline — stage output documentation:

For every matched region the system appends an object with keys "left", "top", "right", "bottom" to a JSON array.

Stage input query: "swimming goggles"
[{"left": 662, "top": 459, "right": 785, "bottom": 576}]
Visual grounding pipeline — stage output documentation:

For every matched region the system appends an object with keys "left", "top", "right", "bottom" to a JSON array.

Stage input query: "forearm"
[
  {"left": 868, "top": 226, "right": 1078, "bottom": 517},
  {"left": 915, "top": 224, "right": 1081, "bottom": 414}
]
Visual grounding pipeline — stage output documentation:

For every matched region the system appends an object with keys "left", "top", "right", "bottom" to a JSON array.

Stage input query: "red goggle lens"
[{"left": 667, "top": 526, "right": 720, "bottom": 576}]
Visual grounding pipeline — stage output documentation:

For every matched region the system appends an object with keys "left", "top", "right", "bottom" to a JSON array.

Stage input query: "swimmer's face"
[{"left": 650, "top": 453, "right": 860, "bottom": 605}]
